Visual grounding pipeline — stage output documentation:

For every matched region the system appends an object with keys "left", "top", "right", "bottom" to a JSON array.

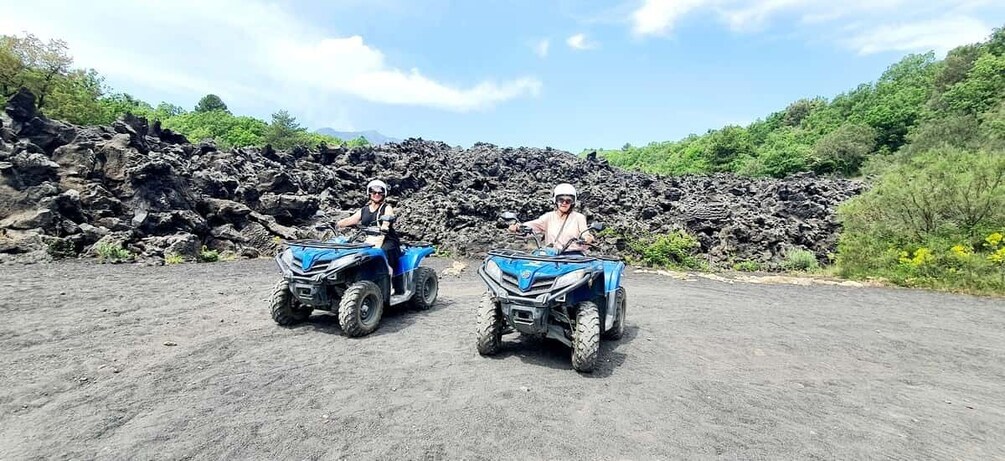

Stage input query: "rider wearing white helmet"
[
  {"left": 509, "top": 183, "right": 595, "bottom": 254},
  {"left": 337, "top": 179, "right": 403, "bottom": 290}
]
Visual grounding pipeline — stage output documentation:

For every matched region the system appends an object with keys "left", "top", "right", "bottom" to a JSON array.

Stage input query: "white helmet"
[
  {"left": 552, "top": 183, "right": 577, "bottom": 203},
  {"left": 366, "top": 179, "right": 389, "bottom": 195}
]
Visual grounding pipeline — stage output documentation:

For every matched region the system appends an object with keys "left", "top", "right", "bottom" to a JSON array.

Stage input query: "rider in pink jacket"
[{"left": 509, "top": 183, "right": 595, "bottom": 254}]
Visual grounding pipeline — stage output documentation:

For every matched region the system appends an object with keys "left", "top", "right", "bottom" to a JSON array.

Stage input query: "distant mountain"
[{"left": 316, "top": 128, "right": 402, "bottom": 145}]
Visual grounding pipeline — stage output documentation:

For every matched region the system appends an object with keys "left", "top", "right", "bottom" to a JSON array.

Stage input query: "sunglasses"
[
  {"left": 556, "top": 197, "right": 574, "bottom": 205},
  {"left": 369, "top": 189, "right": 386, "bottom": 195}
]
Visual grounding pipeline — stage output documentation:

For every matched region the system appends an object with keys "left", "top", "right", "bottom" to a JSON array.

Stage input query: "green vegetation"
[
  {"left": 96, "top": 242, "right": 132, "bottom": 263},
  {"left": 199, "top": 246, "right": 220, "bottom": 263},
  {"left": 836, "top": 150, "right": 1005, "bottom": 294},
  {"left": 592, "top": 26, "right": 1005, "bottom": 294},
  {"left": 782, "top": 249, "right": 820, "bottom": 272},
  {"left": 732, "top": 260, "right": 761, "bottom": 272},
  {"left": 1, "top": 32, "right": 368, "bottom": 150},
  {"left": 627, "top": 229, "right": 707, "bottom": 271},
  {"left": 591, "top": 26, "right": 1005, "bottom": 181}
]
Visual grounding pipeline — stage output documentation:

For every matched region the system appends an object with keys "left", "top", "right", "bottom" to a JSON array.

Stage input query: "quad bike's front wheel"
[
  {"left": 409, "top": 267, "right": 439, "bottom": 310},
  {"left": 475, "top": 292, "right": 503, "bottom": 356},
  {"left": 572, "top": 301, "right": 600, "bottom": 373},
  {"left": 338, "top": 281, "right": 384, "bottom": 337},
  {"left": 603, "top": 287, "right": 627, "bottom": 341},
  {"left": 270, "top": 279, "right": 312, "bottom": 326}
]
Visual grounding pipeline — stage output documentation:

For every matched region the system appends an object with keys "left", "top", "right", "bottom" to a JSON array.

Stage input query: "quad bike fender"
[
  {"left": 398, "top": 245, "right": 434, "bottom": 275},
  {"left": 602, "top": 260, "right": 626, "bottom": 331}
]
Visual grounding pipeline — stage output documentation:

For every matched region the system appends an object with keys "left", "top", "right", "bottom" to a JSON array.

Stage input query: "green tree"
[
  {"left": 194, "top": 94, "right": 229, "bottom": 113},
  {"left": 810, "top": 124, "right": 878, "bottom": 176},
  {"left": 0, "top": 32, "right": 73, "bottom": 108},
  {"left": 264, "top": 110, "right": 305, "bottom": 150},
  {"left": 163, "top": 110, "right": 267, "bottom": 148},
  {"left": 782, "top": 98, "right": 826, "bottom": 127},
  {"left": 705, "top": 125, "right": 753, "bottom": 171},
  {"left": 940, "top": 53, "right": 1005, "bottom": 116},
  {"left": 44, "top": 68, "right": 106, "bottom": 125}
]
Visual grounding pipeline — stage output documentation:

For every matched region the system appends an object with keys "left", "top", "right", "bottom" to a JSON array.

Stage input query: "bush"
[
  {"left": 810, "top": 123, "right": 878, "bottom": 176},
  {"left": 836, "top": 149, "right": 1005, "bottom": 294},
  {"left": 782, "top": 249, "right": 820, "bottom": 271},
  {"left": 199, "top": 245, "right": 219, "bottom": 262},
  {"left": 96, "top": 242, "right": 131, "bottom": 263},
  {"left": 628, "top": 230, "right": 706, "bottom": 270},
  {"left": 165, "top": 253, "right": 184, "bottom": 264},
  {"left": 46, "top": 239, "right": 76, "bottom": 259},
  {"left": 732, "top": 260, "right": 761, "bottom": 272}
]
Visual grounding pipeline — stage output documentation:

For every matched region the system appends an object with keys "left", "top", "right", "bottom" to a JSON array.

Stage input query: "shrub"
[
  {"left": 732, "top": 260, "right": 761, "bottom": 272},
  {"left": 96, "top": 242, "right": 131, "bottom": 262},
  {"left": 199, "top": 245, "right": 219, "bottom": 262},
  {"left": 165, "top": 253, "right": 184, "bottom": 264},
  {"left": 782, "top": 249, "right": 820, "bottom": 271},
  {"left": 628, "top": 230, "right": 706, "bottom": 270},
  {"left": 836, "top": 149, "right": 1005, "bottom": 294}
]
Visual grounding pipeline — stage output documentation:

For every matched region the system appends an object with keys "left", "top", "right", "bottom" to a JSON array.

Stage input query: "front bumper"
[{"left": 477, "top": 267, "right": 591, "bottom": 308}]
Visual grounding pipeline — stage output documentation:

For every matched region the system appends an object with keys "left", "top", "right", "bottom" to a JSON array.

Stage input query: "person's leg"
[{"left": 382, "top": 240, "right": 402, "bottom": 294}]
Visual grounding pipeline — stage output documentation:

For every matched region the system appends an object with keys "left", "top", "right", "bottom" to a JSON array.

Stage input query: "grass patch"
[{"left": 96, "top": 242, "right": 131, "bottom": 263}]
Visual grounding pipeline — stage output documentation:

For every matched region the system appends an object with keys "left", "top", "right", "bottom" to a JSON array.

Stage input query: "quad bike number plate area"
[
  {"left": 502, "top": 303, "right": 548, "bottom": 334},
  {"left": 291, "top": 281, "right": 331, "bottom": 307}
]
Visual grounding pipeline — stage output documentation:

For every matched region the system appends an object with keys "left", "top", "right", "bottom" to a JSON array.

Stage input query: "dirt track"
[{"left": 1, "top": 258, "right": 1003, "bottom": 460}]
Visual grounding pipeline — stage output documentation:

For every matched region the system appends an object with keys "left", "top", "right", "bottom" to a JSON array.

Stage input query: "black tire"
[
  {"left": 270, "top": 279, "right": 312, "bottom": 326},
  {"left": 476, "top": 292, "right": 503, "bottom": 356},
  {"left": 572, "top": 301, "right": 600, "bottom": 373},
  {"left": 338, "top": 281, "right": 384, "bottom": 337},
  {"left": 603, "top": 287, "right": 627, "bottom": 340},
  {"left": 409, "top": 267, "right": 438, "bottom": 310}
]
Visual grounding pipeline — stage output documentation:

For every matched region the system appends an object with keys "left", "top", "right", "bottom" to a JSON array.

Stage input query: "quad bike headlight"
[
  {"left": 485, "top": 260, "right": 502, "bottom": 281},
  {"left": 554, "top": 269, "right": 587, "bottom": 288}
]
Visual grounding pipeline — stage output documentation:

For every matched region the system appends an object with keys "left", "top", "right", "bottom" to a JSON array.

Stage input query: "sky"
[{"left": 3, "top": 0, "right": 1005, "bottom": 152}]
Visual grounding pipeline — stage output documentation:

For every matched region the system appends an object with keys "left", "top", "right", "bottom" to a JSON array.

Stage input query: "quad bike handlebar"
[
  {"left": 500, "top": 212, "right": 604, "bottom": 254},
  {"left": 314, "top": 215, "right": 396, "bottom": 244}
]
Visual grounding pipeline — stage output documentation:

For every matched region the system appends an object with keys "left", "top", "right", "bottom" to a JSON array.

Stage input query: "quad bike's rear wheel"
[
  {"left": 410, "top": 267, "right": 439, "bottom": 310},
  {"left": 603, "top": 287, "right": 627, "bottom": 340},
  {"left": 270, "top": 279, "right": 312, "bottom": 326},
  {"left": 572, "top": 301, "right": 600, "bottom": 373},
  {"left": 476, "top": 292, "right": 503, "bottom": 356},
  {"left": 338, "top": 281, "right": 384, "bottom": 337}
]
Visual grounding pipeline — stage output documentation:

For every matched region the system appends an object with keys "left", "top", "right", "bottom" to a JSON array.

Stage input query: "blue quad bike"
[
  {"left": 270, "top": 215, "right": 439, "bottom": 337},
  {"left": 476, "top": 212, "right": 627, "bottom": 373}
]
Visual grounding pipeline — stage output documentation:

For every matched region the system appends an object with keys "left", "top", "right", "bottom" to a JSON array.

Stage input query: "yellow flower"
[
  {"left": 951, "top": 245, "right": 971, "bottom": 257},
  {"left": 989, "top": 247, "right": 1005, "bottom": 264},
  {"left": 911, "top": 248, "right": 934, "bottom": 266},
  {"left": 987, "top": 232, "right": 1003, "bottom": 249},
  {"left": 899, "top": 248, "right": 933, "bottom": 267}
]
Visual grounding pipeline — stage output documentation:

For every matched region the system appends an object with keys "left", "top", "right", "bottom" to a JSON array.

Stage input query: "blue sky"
[{"left": 4, "top": 1, "right": 1005, "bottom": 152}]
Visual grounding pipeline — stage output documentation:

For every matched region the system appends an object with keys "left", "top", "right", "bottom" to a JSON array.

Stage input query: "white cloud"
[
  {"left": 0, "top": 0, "right": 540, "bottom": 114},
  {"left": 717, "top": 0, "right": 808, "bottom": 31},
  {"left": 630, "top": 0, "right": 712, "bottom": 37},
  {"left": 566, "top": 33, "right": 597, "bottom": 50},
  {"left": 626, "top": 0, "right": 1003, "bottom": 56},
  {"left": 845, "top": 16, "right": 992, "bottom": 55},
  {"left": 533, "top": 38, "right": 550, "bottom": 58}
]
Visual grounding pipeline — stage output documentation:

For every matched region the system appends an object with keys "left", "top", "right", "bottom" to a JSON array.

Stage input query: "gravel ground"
[{"left": 0, "top": 258, "right": 1002, "bottom": 460}]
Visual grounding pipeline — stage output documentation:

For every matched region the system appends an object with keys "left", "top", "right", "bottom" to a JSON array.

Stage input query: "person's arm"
[
  {"left": 510, "top": 213, "right": 549, "bottom": 233},
  {"left": 336, "top": 209, "right": 361, "bottom": 229},
  {"left": 379, "top": 204, "right": 395, "bottom": 231},
  {"left": 580, "top": 214, "right": 595, "bottom": 244}
]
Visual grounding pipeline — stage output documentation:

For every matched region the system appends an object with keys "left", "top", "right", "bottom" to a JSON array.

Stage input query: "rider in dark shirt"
[{"left": 336, "top": 179, "right": 403, "bottom": 292}]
